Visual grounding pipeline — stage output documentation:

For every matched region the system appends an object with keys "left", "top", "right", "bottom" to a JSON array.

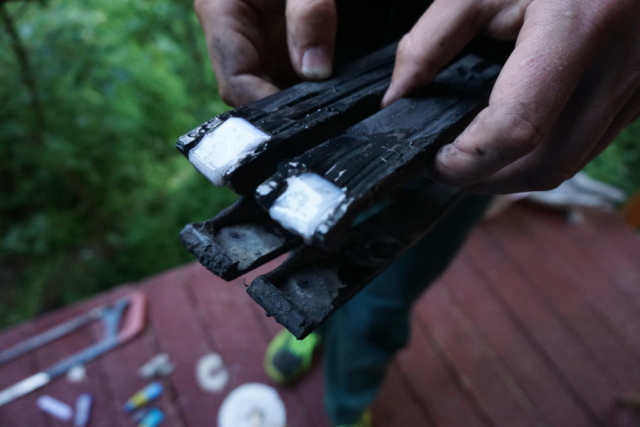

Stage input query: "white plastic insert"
[
  {"left": 188, "top": 117, "right": 271, "bottom": 186},
  {"left": 269, "top": 173, "right": 346, "bottom": 242}
]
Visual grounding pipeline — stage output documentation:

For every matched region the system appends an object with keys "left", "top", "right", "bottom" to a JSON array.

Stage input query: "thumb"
[{"left": 286, "top": 0, "right": 337, "bottom": 80}]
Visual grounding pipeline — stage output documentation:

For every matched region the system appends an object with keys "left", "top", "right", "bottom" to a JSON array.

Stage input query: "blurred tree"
[
  {"left": 0, "top": 0, "right": 235, "bottom": 326},
  {"left": 584, "top": 121, "right": 640, "bottom": 197}
]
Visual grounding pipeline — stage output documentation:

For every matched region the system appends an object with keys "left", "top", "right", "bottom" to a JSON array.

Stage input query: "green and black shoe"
[
  {"left": 264, "top": 329, "right": 322, "bottom": 385},
  {"left": 337, "top": 409, "right": 373, "bottom": 427}
]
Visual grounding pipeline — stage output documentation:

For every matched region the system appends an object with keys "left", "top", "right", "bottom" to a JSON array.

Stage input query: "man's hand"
[
  {"left": 197, "top": 0, "right": 639, "bottom": 194},
  {"left": 383, "top": 0, "right": 640, "bottom": 193},
  {"left": 194, "top": 0, "right": 337, "bottom": 107}
]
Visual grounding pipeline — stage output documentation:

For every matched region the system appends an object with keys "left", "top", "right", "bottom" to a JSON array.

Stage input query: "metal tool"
[
  {"left": 0, "top": 292, "right": 146, "bottom": 407},
  {"left": 0, "top": 308, "right": 103, "bottom": 366}
]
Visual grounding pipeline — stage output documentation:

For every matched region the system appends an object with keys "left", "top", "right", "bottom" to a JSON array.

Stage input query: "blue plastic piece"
[
  {"left": 137, "top": 407, "right": 164, "bottom": 427},
  {"left": 124, "top": 382, "right": 163, "bottom": 413}
]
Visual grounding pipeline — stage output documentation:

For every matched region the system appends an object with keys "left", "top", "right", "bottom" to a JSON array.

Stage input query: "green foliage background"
[
  {"left": 1, "top": 0, "right": 236, "bottom": 326},
  {"left": 1, "top": 0, "right": 638, "bottom": 327}
]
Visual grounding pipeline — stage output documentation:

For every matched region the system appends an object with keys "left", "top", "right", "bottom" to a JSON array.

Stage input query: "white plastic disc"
[
  {"left": 196, "top": 353, "right": 229, "bottom": 393},
  {"left": 218, "top": 383, "right": 286, "bottom": 427}
]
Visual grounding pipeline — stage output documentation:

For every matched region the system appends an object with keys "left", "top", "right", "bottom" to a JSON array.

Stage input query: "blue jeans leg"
[{"left": 323, "top": 194, "right": 492, "bottom": 425}]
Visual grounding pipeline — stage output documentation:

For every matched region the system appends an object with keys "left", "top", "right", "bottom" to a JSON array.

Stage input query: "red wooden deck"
[{"left": 1, "top": 203, "right": 639, "bottom": 427}]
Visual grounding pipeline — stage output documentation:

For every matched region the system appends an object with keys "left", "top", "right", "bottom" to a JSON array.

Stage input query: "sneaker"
[
  {"left": 264, "top": 329, "right": 322, "bottom": 385},
  {"left": 336, "top": 409, "right": 373, "bottom": 427}
]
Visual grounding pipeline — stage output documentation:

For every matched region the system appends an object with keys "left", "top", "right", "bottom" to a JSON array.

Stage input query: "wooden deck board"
[
  {"left": 519, "top": 206, "right": 640, "bottom": 305},
  {"left": 138, "top": 264, "right": 222, "bottom": 427},
  {"left": 396, "top": 316, "right": 489, "bottom": 427},
  {"left": 441, "top": 263, "right": 599, "bottom": 427},
  {"left": 187, "top": 264, "right": 315, "bottom": 427},
  {"left": 463, "top": 229, "right": 621, "bottom": 412},
  {"left": 373, "top": 363, "right": 434, "bottom": 426},
  {"left": 243, "top": 266, "right": 333, "bottom": 427},
  {"left": 568, "top": 213, "right": 640, "bottom": 306},
  {"left": 484, "top": 212, "right": 640, "bottom": 393},
  {"left": 93, "top": 284, "right": 185, "bottom": 427},
  {"left": 1, "top": 203, "right": 639, "bottom": 427},
  {"left": 516, "top": 207, "right": 640, "bottom": 358},
  {"left": 417, "top": 285, "right": 544, "bottom": 427},
  {"left": 100, "top": 329, "right": 182, "bottom": 427}
]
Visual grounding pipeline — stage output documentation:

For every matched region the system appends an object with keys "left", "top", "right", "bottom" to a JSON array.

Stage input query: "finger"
[
  {"left": 578, "top": 36, "right": 640, "bottom": 169},
  {"left": 381, "top": 0, "right": 483, "bottom": 107},
  {"left": 195, "top": 0, "right": 280, "bottom": 106},
  {"left": 432, "top": 2, "right": 603, "bottom": 188},
  {"left": 467, "top": 87, "right": 640, "bottom": 194},
  {"left": 222, "top": 74, "right": 280, "bottom": 106},
  {"left": 466, "top": 66, "right": 629, "bottom": 193},
  {"left": 579, "top": 89, "right": 640, "bottom": 170},
  {"left": 467, "top": 10, "right": 640, "bottom": 194},
  {"left": 210, "top": 31, "right": 280, "bottom": 106},
  {"left": 286, "top": 0, "right": 337, "bottom": 80}
]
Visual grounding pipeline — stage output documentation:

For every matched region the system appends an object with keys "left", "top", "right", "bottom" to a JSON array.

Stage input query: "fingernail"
[
  {"left": 381, "top": 84, "right": 395, "bottom": 108},
  {"left": 381, "top": 82, "right": 398, "bottom": 108},
  {"left": 302, "top": 47, "right": 332, "bottom": 80}
]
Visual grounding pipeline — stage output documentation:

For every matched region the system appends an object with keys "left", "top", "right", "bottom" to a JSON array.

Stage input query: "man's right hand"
[{"left": 195, "top": 0, "right": 338, "bottom": 107}]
